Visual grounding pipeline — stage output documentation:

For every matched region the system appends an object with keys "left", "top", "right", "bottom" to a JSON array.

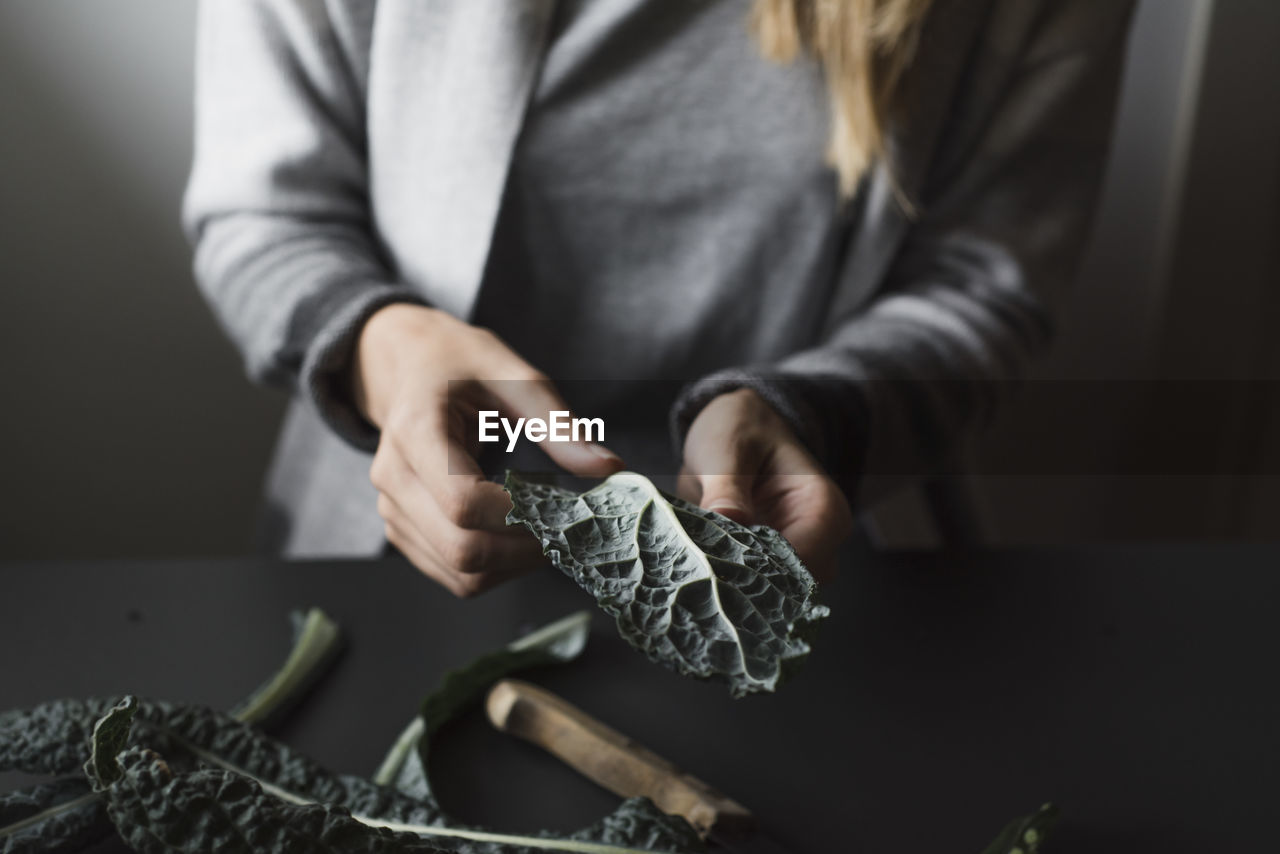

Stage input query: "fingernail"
[
  {"left": 707, "top": 500, "right": 748, "bottom": 517},
  {"left": 585, "top": 444, "right": 623, "bottom": 464}
]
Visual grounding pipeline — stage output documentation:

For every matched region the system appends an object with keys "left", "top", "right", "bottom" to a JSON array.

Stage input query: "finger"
[
  {"left": 387, "top": 407, "right": 517, "bottom": 533},
  {"left": 385, "top": 516, "right": 532, "bottom": 598},
  {"left": 378, "top": 438, "right": 522, "bottom": 537},
  {"left": 384, "top": 519, "right": 475, "bottom": 598},
  {"left": 371, "top": 443, "right": 444, "bottom": 536},
  {"left": 751, "top": 443, "right": 852, "bottom": 583},
  {"left": 675, "top": 466, "right": 702, "bottom": 505},
  {"left": 684, "top": 439, "right": 767, "bottom": 524},
  {"left": 411, "top": 502, "right": 544, "bottom": 577},
  {"left": 698, "top": 474, "right": 760, "bottom": 524},
  {"left": 377, "top": 490, "right": 452, "bottom": 569},
  {"left": 485, "top": 373, "right": 624, "bottom": 478},
  {"left": 773, "top": 491, "right": 852, "bottom": 586},
  {"left": 377, "top": 486, "right": 539, "bottom": 576}
]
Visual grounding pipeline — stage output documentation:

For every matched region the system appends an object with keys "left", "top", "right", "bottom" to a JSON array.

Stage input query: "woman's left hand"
[{"left": 678, "top": 388, "right": 854, "bottom": 582}]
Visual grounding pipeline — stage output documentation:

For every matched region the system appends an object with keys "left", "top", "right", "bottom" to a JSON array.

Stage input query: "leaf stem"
[
  {"left": 230, "top": 608, "right": 343, "bottom": 726},
  {"left": 166, "top": 731, "right": 679, "bottom": 854},
  {"left": 508, "top": 611, "right": 592, "bottom": 654},
  {"left": 0, "top": 791, "right": 99, "bottom": 840},
  {"left": 0, "top": 609, "right": 343, "bottom": 845},
  {"left": 371, "top": 717, "right": 424, "bottom": 787}
]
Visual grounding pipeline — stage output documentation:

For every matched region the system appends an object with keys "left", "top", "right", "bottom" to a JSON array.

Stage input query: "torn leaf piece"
[
  {"left": 505, "top": 471, "right": 829, "bottom": 698},
  {"left": 373, "top": 610, "right": 591, "bottom": 799}
]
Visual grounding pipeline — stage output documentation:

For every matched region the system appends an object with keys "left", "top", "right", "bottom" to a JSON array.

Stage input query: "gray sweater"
[
  {"left": 475, "top": 0, "right": 846, "bottom": 475},
  {"left": 478, "top": 0, "right": 842, "bottom": 381},
  {"left": 184, "top": 0, "right": 1134, "bottom": 556}
]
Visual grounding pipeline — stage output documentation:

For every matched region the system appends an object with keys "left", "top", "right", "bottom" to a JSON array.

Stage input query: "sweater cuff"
[
  {"left": 298, "top": 282, "right": 427, "bottom": 453},
  {"left": 669, "top": 368, "right": 872, "bottom": 492}
]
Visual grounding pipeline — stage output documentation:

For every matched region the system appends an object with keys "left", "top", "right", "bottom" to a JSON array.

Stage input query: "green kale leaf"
[
  {"left": 101, "top": 745, "right": 451, "bottom": 854},
  {"left": 0, "top": 607, "right": 342, "bottom": 853},
  {"left": 369, "top": 610, "right": 703, "bottom": 853},
  {"left": 504, "top": 471, "right": 829, "bottom": 697},
  {"left": 374, "top": 611, "right": 591, "bottom": 800},
  {"left": 2, "top": 611, "right": 702, "bottom": 854},
  {"left": 230, "top": 607, "right": 344, "bottom": 728},
  {"left": 83, "top": 697, "right": 137, "bottom": 791},
  {"left": 0, "top": 777, "right": 101, "bottom": 854},
  {"left": 94, "top": 732, "right": 695, "bottom": 854}
]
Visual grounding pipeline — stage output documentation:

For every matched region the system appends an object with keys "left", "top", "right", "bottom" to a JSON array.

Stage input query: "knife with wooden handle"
[{"left": 485, "top": 679, "right": 794, "bottom": 854}]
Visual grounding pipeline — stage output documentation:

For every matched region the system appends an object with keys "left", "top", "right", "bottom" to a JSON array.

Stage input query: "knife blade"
[{"left": 485, "top": 679, "right": 797, "bottom": 854}]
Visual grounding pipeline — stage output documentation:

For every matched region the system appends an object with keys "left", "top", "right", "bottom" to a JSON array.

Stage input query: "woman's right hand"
[{"left": 352, "top": 304, "right": 623, "bottom": 597}]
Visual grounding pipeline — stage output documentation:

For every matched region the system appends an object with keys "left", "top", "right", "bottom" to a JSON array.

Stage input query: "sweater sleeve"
[
  {"left": 182, "top": 0, "right": 423, "bottom": 452},
  {"left": 672, "top": 0, "right": 1135, "bottom": 505}
]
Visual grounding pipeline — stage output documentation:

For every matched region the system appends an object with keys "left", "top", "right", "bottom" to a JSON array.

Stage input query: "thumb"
[
  {"left": 684, "top": 434, "right": 765, "bottom": 524},
  {"left": 488, "top": 375, "right": 624, "bottom": 478},
  {"left": 697, "top": 472, "right": 758, "bottom": 525}
]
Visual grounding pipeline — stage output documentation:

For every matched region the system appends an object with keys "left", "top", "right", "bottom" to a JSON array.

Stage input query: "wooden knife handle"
[{"left": 485, "top": 679, "right": 754, "bottom": 838}]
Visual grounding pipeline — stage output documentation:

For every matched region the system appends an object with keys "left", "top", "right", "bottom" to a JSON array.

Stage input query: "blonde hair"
[{"left": 752, "top": 0, "right": 933, "bottom": 200}]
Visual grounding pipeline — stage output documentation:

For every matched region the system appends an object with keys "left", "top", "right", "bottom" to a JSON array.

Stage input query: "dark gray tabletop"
[{"left": 2, "top": 546, "right": 1277, "bottom": 853}]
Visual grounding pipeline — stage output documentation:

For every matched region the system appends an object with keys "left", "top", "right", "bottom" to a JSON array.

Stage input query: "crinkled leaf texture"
[
  {"left": 0, "top": 777, "right": 102, "bottom": 854},
  {"left": 6, "top": 694, "right": 696, "bottom": 854},
  {"left": 505, "top": 471, "right": 829, "bottom": 697},
  {"left": 101, "top": 739, "right": 697, "bottom": 854},
  {"left": 84, "top": 697, "right": 137, "bottom": 791},
  {"left": 2, "top": 608, "right": 342, "bottom": 853},
  {"left": 1, "top": 612, "right": 702, "bottom": 854}
]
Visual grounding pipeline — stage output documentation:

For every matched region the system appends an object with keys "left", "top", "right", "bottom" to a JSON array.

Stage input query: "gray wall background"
[
  {"left": 0, "top": 0, "right": 282, "bottom": 558},
  {"left": 1, "top": 0, "right": 1277, "bottom": 558}
]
